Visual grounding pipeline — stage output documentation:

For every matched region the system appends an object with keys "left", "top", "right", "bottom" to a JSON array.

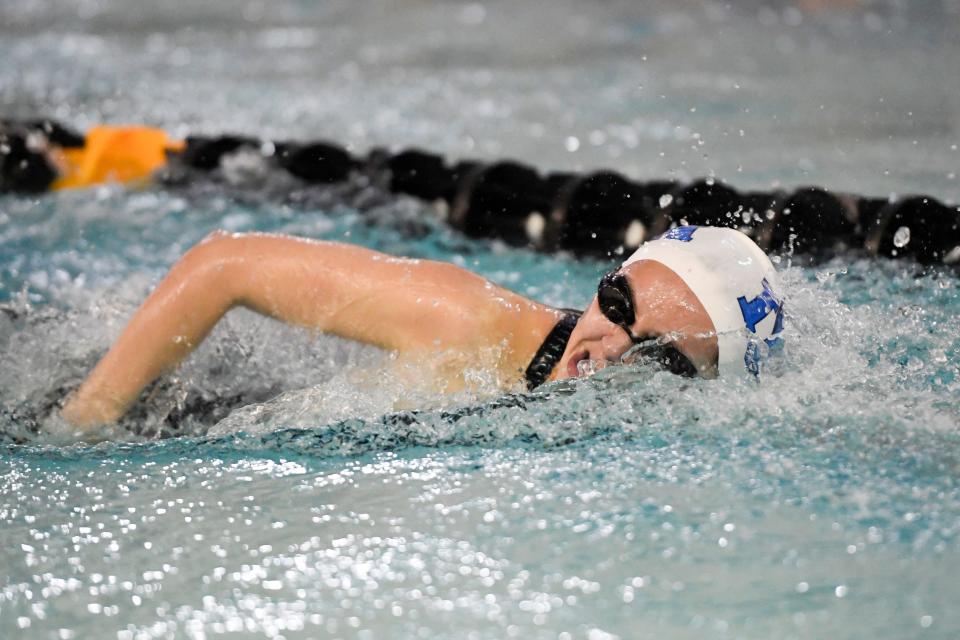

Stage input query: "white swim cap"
[{"left": 622, "top": 225, "right": 784, "bottom": 377}]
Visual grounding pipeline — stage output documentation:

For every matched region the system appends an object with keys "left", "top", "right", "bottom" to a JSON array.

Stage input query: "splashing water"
[{"left": 3, "top": 0, "right": 960, "bottom": 637}]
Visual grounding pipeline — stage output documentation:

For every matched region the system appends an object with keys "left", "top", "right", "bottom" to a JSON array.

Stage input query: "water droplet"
[
  {"left": 577, "top": 359, "right": 601, "bottom": 377},
  {"left": 659, "top": 194, "right": 673, "bottom": 209},
  {"left": 893, "top": 226, "right": 911, "bottom": 248},
  {"left": 624, "top": 220, "right": 646, "bottom": 247}
]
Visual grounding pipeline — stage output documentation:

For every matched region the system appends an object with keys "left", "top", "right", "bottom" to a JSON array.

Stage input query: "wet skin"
[{"left": 553, "top": 260, "right": 720, "bottom": 381}]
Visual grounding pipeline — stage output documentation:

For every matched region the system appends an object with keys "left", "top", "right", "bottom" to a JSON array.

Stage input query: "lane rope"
[{"left": 3, "top": 118, "right": 958, "bottom": 264}]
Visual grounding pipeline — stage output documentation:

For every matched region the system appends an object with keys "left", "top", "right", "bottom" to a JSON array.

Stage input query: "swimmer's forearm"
[{"left": 61, "top": 233, "right": 240, "bottom": 429}]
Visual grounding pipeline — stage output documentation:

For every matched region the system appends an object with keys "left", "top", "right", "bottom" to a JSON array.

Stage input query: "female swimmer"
[{"left": 60, "top": 225, "right": 784, "bottom": 433}]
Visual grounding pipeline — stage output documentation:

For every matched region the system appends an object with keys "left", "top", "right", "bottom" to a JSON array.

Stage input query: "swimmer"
[{"left": 60, "top": 225, "right": 784, "bottom": 434}]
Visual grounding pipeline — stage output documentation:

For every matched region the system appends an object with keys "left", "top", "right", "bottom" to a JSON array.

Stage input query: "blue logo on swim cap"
[
  {"left": 660, "top": 226, "right": 698, "bottom": 242},
  {"left": 737, "top": 278, "right": 784, "bottom": 375},
  {"left": 737, "top": 278, "right": 783, "bottom": 335}
]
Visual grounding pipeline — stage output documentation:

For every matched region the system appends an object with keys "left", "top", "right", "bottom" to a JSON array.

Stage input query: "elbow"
[
  {"left": 199, "top": 228, "right": 234, "bottom": 245},
  {"left": 184, "top": 229, "right": 235, "bottom": 261},
  {"left": 192, "top": 229, "right": 241, "bottom": 261},
  {"left": 177, "top": 229, "right": 243, "bottom": 309}
]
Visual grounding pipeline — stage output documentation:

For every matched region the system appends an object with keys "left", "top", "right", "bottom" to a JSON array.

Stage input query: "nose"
[{"left": 600, "top": 326, "right": 635, "bottom": 362}]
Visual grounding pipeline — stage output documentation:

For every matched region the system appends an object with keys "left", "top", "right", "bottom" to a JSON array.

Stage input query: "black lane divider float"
[{"left": 3, "top": 118, "right": 959, "bottom": 265}]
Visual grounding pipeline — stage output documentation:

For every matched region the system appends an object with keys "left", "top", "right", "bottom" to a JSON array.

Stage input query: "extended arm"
[{"left": 60, "top": 231, "right": 558, "bottom": 430}]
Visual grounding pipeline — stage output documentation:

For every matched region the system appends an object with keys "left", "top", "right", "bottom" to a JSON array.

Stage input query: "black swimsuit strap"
[{"left": 524, "top": 309, "right": 582, "bottom": 390}]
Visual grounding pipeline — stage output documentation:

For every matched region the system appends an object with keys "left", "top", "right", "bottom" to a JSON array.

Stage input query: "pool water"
[{"left": 2, "top": 1, "right": 960, "bottom": 638}]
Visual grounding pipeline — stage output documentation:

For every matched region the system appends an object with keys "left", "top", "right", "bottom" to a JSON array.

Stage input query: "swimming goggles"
[{"left": 597, "top": 270, "right": 698, "bottom": 377}]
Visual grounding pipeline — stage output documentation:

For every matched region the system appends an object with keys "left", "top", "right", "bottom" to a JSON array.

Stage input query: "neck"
[
  {"left": 522, "top": 309, "right": 581, "bottom": 389},
  {"left": 487, "top": 303, "right": 563, "bottom": 387}
]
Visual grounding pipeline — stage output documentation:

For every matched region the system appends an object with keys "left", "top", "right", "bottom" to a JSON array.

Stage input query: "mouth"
[
  {"left": 566, "top": 350, "right": 589, "bottom": 378},
  {"left": 566, "top": 349, "right": 617, "bottom": 378}
]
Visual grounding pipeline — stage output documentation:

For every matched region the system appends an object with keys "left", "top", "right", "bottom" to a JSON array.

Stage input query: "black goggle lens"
[
  {"left": 656, "top": 344, "right": 698, "bottom": 377},
  {"left": 597, "top": 271, "right": 635, "bottom": 332},
  {"left": 598, "top": 269, "right": 698, "bottom": 377},
  {"left": 621, "top": 339, "right": 699, "bottom": 378}
]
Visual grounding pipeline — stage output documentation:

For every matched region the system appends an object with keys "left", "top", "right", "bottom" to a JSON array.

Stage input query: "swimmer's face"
[{"left": 553, "top": 260, "right": 719, "bottom": 380}]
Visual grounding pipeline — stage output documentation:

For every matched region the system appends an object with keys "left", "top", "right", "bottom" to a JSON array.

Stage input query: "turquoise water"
[
  {"left": 2, "top": 189, "right": 959, "bottom": 639},
  {"left": 3, "top": 1, "right": 960, "bottom": 638}
]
